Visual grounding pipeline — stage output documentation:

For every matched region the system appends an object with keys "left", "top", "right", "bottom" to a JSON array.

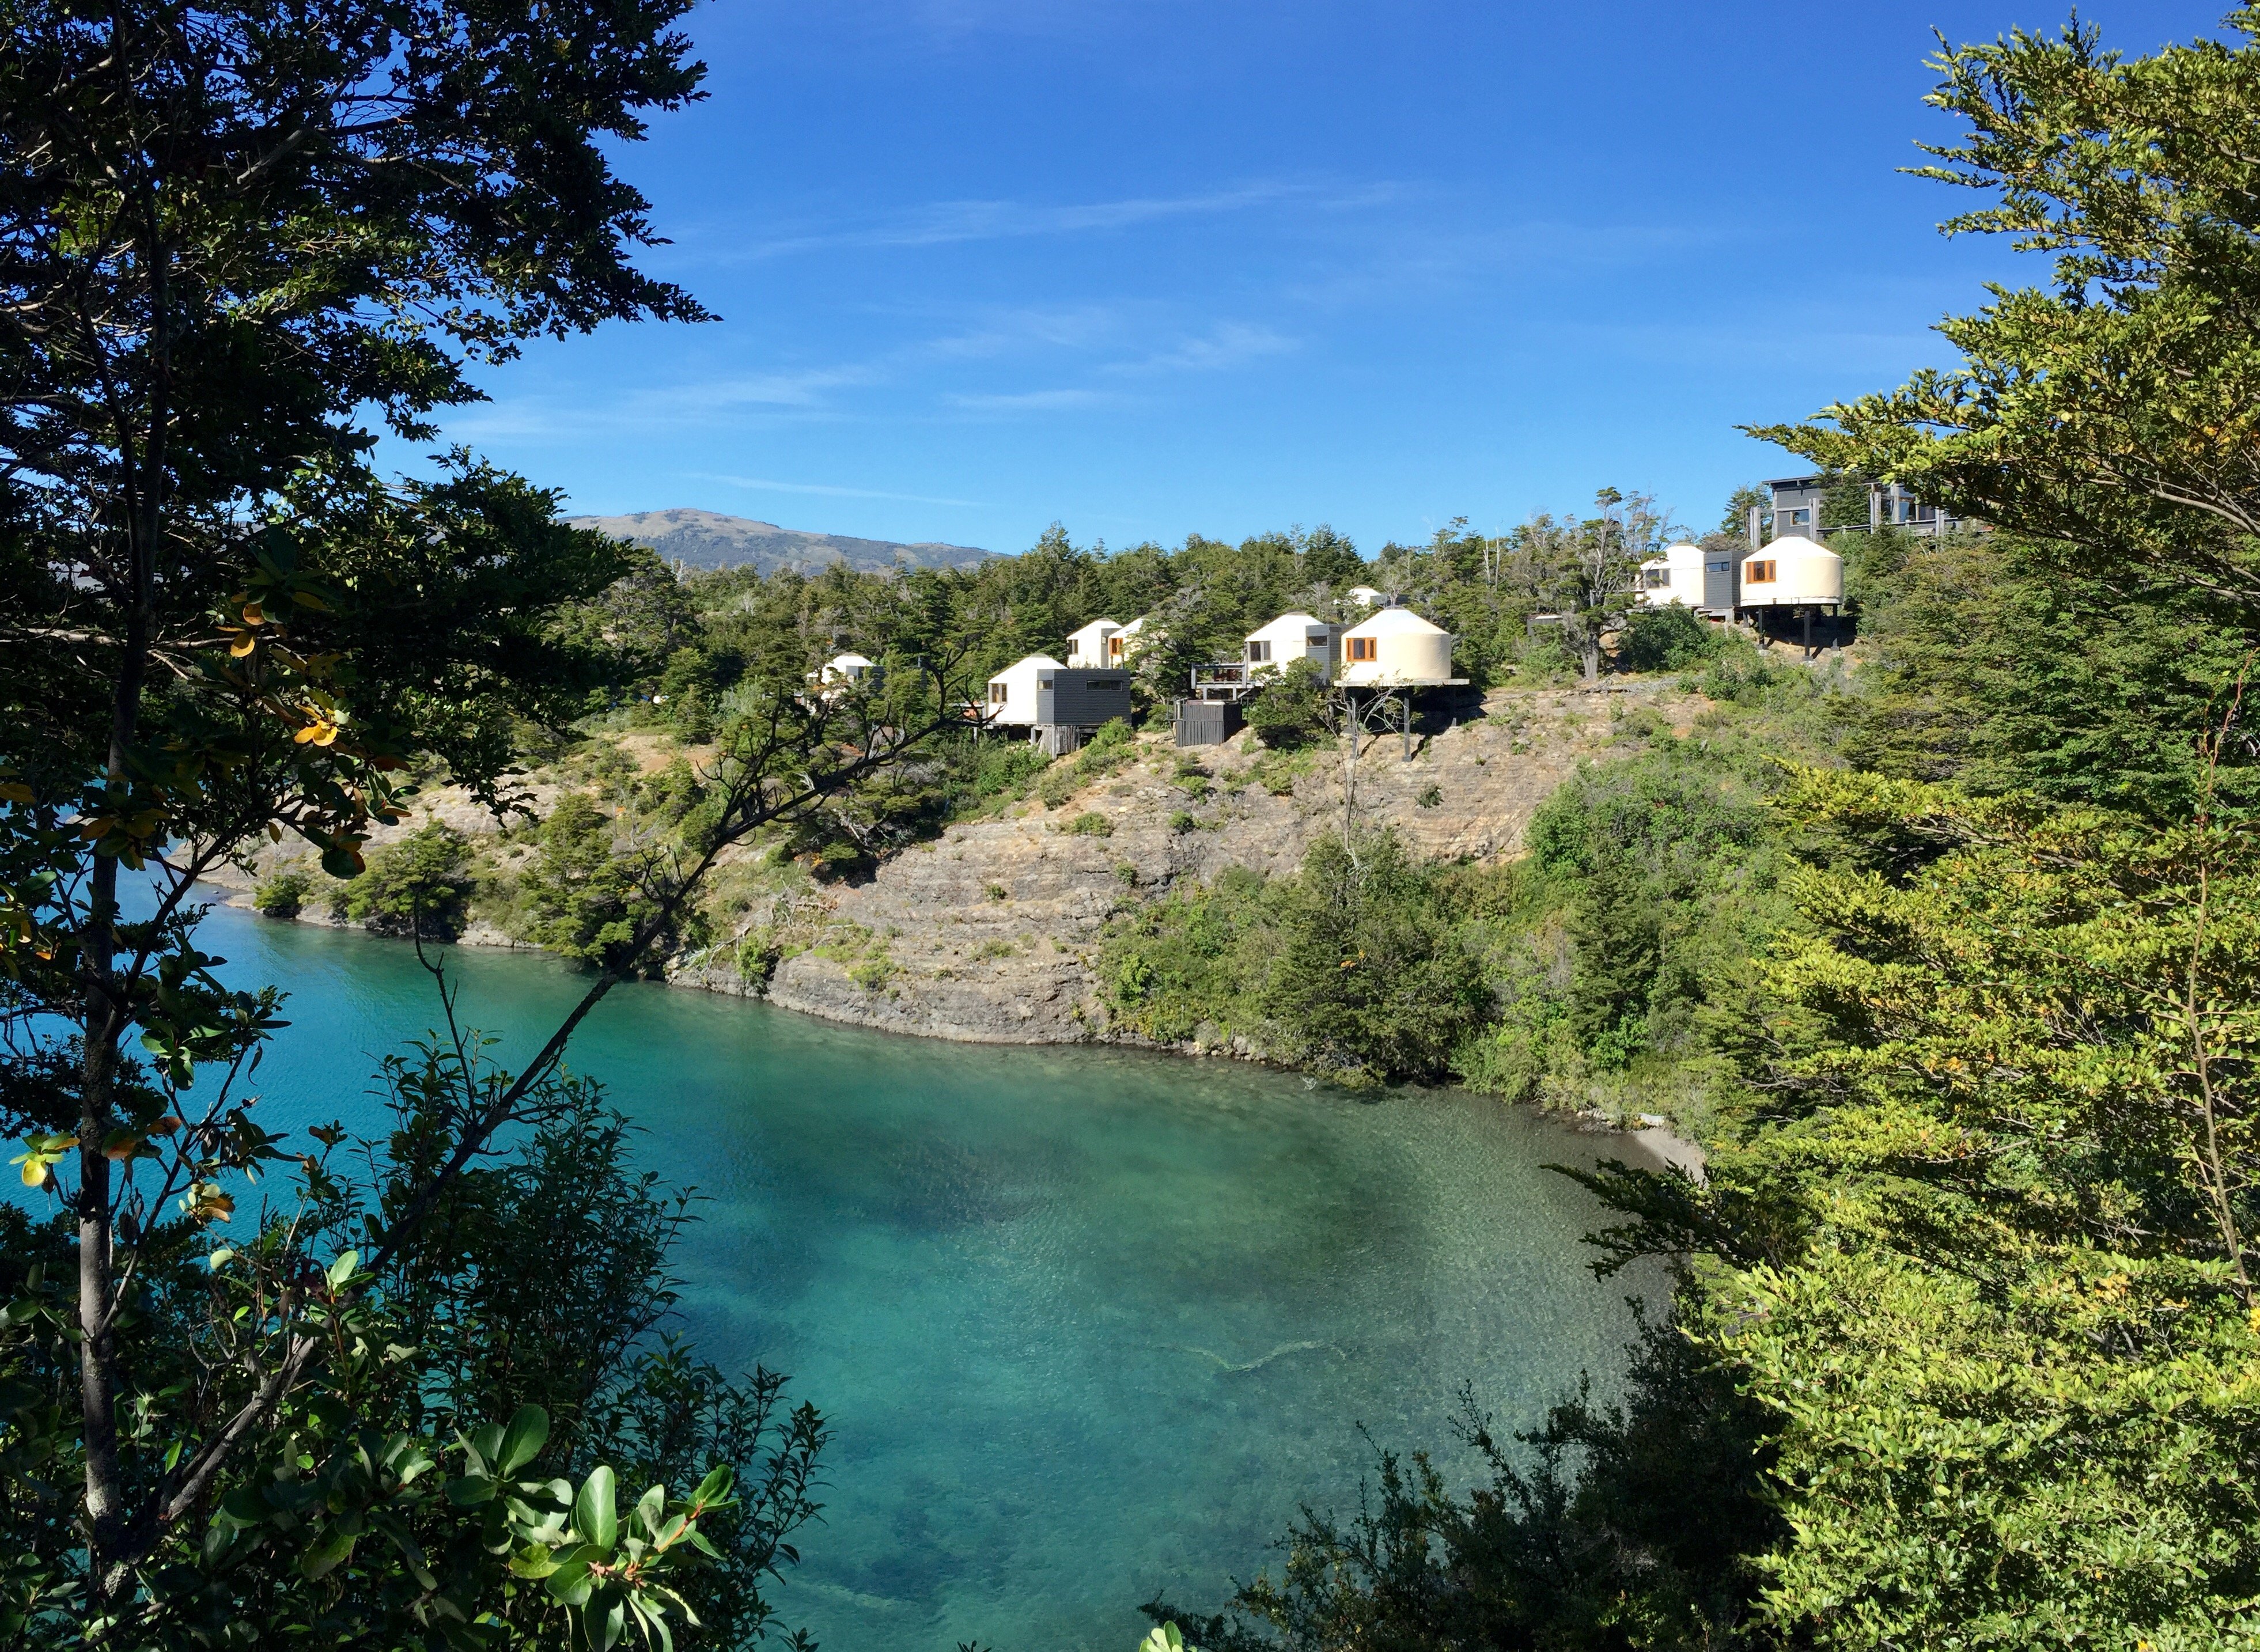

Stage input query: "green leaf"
[
  {"left": 690, "top": 1462, "right": 733, "bottom": 1509},
  {"left": 445, "top": 1475, "right": 497, "bottom": 1508},
  {"left": 509, "top": 1543, "right": 561, "bottom": 1579},
  {"left": 301, "top": 1524, "right": 356, "bottom": 1580},
  {"left": 325, "top": 1248, "right": 359, "bottom": 1290},
  {"left": 467, "top": 1422, "right": 505, "bottom": 1475},
  {"left": 575, "top": 1464, "right": 617, "bottom": 1549},
  {"left": 634, "top": 1482, "right": 664, "bottom": 1539},
  {"left": 497, "top": 1404, "right": 549, "bottom": 1476},
  {"left": 544, "top": 1552, "right": 594, "bottom": 1606}
]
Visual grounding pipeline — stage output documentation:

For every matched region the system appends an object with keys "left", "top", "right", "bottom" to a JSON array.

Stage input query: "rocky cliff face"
[{"left": 754, "top": 685, "right": 1698, "bottom": 1044}]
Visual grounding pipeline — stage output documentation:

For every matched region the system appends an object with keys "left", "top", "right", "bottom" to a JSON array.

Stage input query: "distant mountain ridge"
[{"left": 567, "top": 507, "right": 993, "bottom": 576}]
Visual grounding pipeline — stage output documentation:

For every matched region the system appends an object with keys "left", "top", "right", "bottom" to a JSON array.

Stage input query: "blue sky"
[{"left": 422, "top": 0, "right": 2225, "bottom": 557}]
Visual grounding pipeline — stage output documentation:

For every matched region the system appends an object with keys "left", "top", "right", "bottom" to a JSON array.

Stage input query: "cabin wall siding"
[{"left": 1035, "top": 669, "right": 1134, "bottom": 729}]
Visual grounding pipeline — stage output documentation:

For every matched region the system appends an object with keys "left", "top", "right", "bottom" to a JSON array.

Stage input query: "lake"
[{"left": 177, "top": 903, "right": 1662, "bottom": 1651}]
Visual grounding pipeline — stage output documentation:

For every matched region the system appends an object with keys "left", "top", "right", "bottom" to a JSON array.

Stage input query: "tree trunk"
[{"left": 79, "top": 189, "right": 166, "bottom": 1598}]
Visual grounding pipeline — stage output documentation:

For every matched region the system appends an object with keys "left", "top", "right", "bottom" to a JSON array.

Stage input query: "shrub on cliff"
[
  {"left": 337, "top": 821, "right": 476, "bottom": 939},
  {"left": 253, "top": 867, "right": 315, "bottom": 919},
  {"left": 1244, "top": 658, "right": 1328, "bottom": 750},
  {"left": 1615, "top": 603, "right": 1721, "bottom": 673}
]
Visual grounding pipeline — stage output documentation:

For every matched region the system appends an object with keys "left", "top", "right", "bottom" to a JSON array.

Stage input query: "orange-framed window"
[
  {"left": 1346, "top": 636, "right": 1377, "bottom": 662},
  {"left": 1746, "top": 559, "right": 1777, "bottom": 584}
]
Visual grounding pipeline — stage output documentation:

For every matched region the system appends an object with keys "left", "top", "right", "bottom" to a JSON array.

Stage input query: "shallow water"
[{"left": 166, "top": 906, "right": 1661, "bottom": 1651}]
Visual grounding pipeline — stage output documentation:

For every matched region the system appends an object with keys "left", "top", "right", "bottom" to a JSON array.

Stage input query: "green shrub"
[
  {"left": 1691, "top": 635, "right": 1781, "bottom": 702},
  {"left": 1038, "top": 764, "right": 1078, "bottom": 809},
  {"left": 252, "top": 867, "right": 315, "bottom": 919},
  {"left": 517, "top": 791, "right": 642, "bottom": 963},
  {"left": 1255, "top": 832, "right": 1488, "bottom": 1085},
  {"left": 1065, "top": 811, "right": 1114, "bottom": 838},
  {"left": 336, "top": 821, "right": 473, "bottom": 939},
  {"left": 1616, "top": 604, "right": 1722, "bottom": 673},
  {"left": 949, "top": 736, "right": 1052, "bottom": 812},
  {"left": 1244, "top": 658, "right": 1328, "bottom": 749}
]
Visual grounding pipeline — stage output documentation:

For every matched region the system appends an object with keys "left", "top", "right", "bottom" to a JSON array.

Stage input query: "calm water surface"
[{"left": 178, "top": 904, "right": 1660, "bottom": 1652}]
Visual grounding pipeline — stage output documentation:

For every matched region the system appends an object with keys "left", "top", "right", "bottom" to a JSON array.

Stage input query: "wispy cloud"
[
  {"left": 694, "top": 366, "right": 882, "bottom": 406},
  {"left": 710, "top": 180, "right": 1404, "bottom": 264},
  {"left": 689, "top": 471, "right": 987, "bottom": 507},
  {"left": 1107, "top": 321, "right": 1296, "bottom": 375},
  {"left": 943, "top": 388, "right": 1112, "bottom": 412}
]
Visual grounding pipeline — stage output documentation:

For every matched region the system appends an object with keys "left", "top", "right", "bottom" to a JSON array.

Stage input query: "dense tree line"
[{"left": 575, "top": 493, "right": 1684, "bottom": 744}]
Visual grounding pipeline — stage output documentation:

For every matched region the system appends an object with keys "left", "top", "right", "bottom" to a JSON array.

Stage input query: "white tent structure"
[
  {"left": 1338, "top": 607, "right": 1461, "bottom": 687},
  {"left": 1064, "top": 619, "right": 1122, "bottom": 669},
  {"left": 1244, "top": 612, "right": 1342, "bottom": 681},
  {"left": 1739, "top": 536, "right": 1843, "bottom": 609},
  {"left": 1635, "top": 543, "right": 1707, "bottom": 609},
  {"left": 817, "top": 651, "right": 876, "bottom": 684},
  {"left": 1346, "top": 584, "right": 1384, "bottom": 609},
  {"left": 984, "top": 654, "right": 1064, "bottom": 727}
]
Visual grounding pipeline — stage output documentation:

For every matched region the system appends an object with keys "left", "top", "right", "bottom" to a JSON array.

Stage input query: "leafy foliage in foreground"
[{"left": 2, "top": 1053, "right": 825, "bottom": 1648}]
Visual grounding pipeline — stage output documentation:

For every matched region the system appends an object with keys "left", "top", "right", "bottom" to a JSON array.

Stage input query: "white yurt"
[
  {"left": 1636, "top": 543, "right": 1707, "bottom": 608},
  {"left": 1064, "top": 619, "right": 1122, "bottom": 669},
  {"left": 984, "top": 654, "right": 1063, "bottom": 727},
  {"left": 1346, "top": 584, "right": 1384, "bottom": 609},
  {"left": 1338, "top": 607, "right": 1459, "bottom": 687},
  {"left": 817, "top": 651, "right": 876, "bottom": 685},
  {"left": 1739, "top": 536, "right": 1844, "bottom": 608},
  {"left": 1244, "top": 612, "right": 1342, "bottom": 680}
]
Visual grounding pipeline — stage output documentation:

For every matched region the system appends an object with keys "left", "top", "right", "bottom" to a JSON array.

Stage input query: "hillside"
[
  {"left": 567, "top": 507, "right": 993, "bottom": 575},
  {"left": 203, "top": 680, "right": 1701, "bottom": 1049}
]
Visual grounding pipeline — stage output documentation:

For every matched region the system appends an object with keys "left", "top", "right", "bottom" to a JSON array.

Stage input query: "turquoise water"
[{"left": 173, "top": 905, "right": 1660, "bottom": 1651}]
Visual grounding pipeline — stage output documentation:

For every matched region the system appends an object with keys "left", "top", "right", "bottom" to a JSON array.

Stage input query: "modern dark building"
[
  {"left": 1033, "top": 667, "right": 1133, "bottom": 732},
  {"left": 1765, "top": 475, "right": 1978, "bottom": 539}
]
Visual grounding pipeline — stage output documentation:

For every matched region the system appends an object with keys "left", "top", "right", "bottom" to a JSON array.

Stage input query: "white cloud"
[
  {"left": 697, "top": 179, "right": 1404, "bottom": 265},
  {"left": 688, "top": 471, "right": 987, "bottom": 507},
  {"left": 943, "top": 388, "right": 1112, "bottom": 412},
  {"left": 1107, "top": 321, "right": 1296, "bottom": 375}
]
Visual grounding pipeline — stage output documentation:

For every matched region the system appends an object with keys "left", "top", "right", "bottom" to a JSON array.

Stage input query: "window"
[
  {"left": 989, "top": 683, "right": 1008, "bottom": 704},
  {"left": 1746, "top": 560, "right": 1777, "bottom": 584},
  {"left": 1088, "top": 679, "right": 1125, "bottom": 692},
  {"left": 1346, "top": 636, "right": 1377, "bottom": 662},
  {"left": 1641, "top": 567, "right": 1670, "bottom": 589},
  {"left": 1247, "top": 640, "right": 1272, "bottom": 663},
  {"left": 1108, "top": 636, "right": 1124, "bottom": 660}
]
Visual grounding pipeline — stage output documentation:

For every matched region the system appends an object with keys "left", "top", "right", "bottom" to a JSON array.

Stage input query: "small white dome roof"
[
  {"left": 1343, "top": 606, "right": 1449, "bottom": 638},
  {"left": 1752, "top": 535, "right": 1841, "bottom": 564}
]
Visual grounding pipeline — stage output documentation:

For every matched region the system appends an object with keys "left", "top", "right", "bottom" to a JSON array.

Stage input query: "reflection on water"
[{"left": 169, "top": 904, "right": 1663, "bottom": 1652}]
